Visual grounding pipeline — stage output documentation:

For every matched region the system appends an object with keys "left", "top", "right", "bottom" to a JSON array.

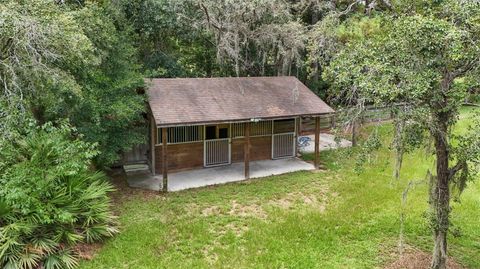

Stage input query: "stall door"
[
  {"left": 204, "top": 125, "right": 231, "bottom": 167},
  {"left": 272, "top": 119, "right": 296, "bottom": 159},
  {"left": 272, "top": 133, "right": 295, "bottom": 159}
]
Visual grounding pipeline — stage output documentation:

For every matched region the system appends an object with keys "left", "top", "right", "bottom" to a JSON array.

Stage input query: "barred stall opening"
[
  {"left": 204, "top": 138, "right": 231, "bottom": 167},
  {"left": 157, "top": 125, "right": 203, "bottom": 144},
  {"left": 272, "top": 133, "right": 295, "bottom": 159},
  {"left": 231, "top": 120, "right": 272, "bottom": 138}
]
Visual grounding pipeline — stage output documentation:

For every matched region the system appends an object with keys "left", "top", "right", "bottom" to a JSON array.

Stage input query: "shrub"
[{"left": 0, "top": 122, "right": 117, "bottom": 269}]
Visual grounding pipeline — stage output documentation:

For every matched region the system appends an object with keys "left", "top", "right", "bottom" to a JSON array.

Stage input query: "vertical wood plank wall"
[{"left": 153, "top": 118, "right": 304, "bottom": 174}]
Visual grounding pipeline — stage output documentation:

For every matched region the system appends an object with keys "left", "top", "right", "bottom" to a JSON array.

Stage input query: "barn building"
[{"left": 144, "top": 76, "right": 334, "bottom": 191}]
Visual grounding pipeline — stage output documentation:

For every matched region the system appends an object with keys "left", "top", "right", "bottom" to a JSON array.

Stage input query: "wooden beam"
[
  {"left": 295, "top": 117, "right": 301, "bottom": 156},
  {"left": 244, "top": 122, "right": 250, "bottom": 179},
  {"left": 314, "top": 117, "right": 320, "bottom": 169},
  {"left": 150, "top": 117, "right": 155, "bottom": 175},
  {"left": 162, "top": 127, "right": 168, "bottom": 192}
]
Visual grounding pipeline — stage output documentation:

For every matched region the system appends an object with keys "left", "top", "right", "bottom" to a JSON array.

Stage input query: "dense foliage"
[
  {"left": 0, "top": 0, "right": 145, "bottom": 167},
  {"left": 0, "top": 1, "right": 138, "bottom": 267},
  {"left": 117, "top": 0, "right": 392, "bottom": 94},
  {"left": 0, "top": 122, "right": 117, "bottom": 269}
]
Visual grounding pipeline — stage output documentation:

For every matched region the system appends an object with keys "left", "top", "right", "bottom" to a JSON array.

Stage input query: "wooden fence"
[{"left": 300, "top": 105, "right": 394, "bottom": 135}]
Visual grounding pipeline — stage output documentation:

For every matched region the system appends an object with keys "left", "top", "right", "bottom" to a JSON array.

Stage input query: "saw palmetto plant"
[{"left": 0, "top": 122, "right": 118, "bottom": 269}]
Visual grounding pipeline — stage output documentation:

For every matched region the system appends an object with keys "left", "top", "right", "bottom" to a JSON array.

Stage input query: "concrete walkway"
[
  {"left": 126, "top": 158, "right": 314, "bottom": 192},
  {"left": 299, "top": 133, "right": 352, "bottom": 153}
]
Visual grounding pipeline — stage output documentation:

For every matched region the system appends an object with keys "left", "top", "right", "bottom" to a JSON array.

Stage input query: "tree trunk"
[
  {"left": 393, "top": 118, "right": 405, "bottom": 180},
  {"left": 281, "top": 50, "right": 291, "bottom": 76},
  {"left": 31, "top": 104, "right": 46, "bottom": 125},
  {"left": 234, "top": 30, "right": 240, "bottom": 77},
  {"left": 365, "top": 0, "right": 370, "bottom": 14},
  {"left": 351, "top": 120, "right": 357, "bottom": 147},
  {"left": 261, "top": 51, "right": 266, "bottom": 76},
  {"left": 430, "top": 116, "right": 450, "bottom": 269}
]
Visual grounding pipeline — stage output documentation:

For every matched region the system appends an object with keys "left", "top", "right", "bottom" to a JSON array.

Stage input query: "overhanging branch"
[{"left": 449, "top": 160, "right": 466, "bottom": 180}]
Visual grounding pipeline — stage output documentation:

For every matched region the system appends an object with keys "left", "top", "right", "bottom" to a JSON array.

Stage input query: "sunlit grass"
[{"left": 79, "top": 107, "right": 479, "bottom": 269}]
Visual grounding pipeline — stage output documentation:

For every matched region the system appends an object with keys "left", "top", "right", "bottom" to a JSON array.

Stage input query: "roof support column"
[
  {"left": 150, "top": 117, "right": 156, "bottom": 175},
  {"left": 244, "top": 122, "right": 250, "bottom": 179},
  {"left": 295, "top": 117, "right": 301, "bottom": 156},
  {"left": 314, "top": 117, "right": 320, "bottom": 169},
  {"left": 162, "top": 127, "right": 168, "bottom": 192}
]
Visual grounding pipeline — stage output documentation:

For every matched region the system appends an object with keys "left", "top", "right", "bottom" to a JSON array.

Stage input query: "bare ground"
[{"left": 385, "top": 248, "right": 465, "bottom": 269}]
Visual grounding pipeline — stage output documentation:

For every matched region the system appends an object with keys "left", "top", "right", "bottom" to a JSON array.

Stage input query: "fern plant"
[{"left": 0, "top": 122, "right": 118, "bottom": 269}]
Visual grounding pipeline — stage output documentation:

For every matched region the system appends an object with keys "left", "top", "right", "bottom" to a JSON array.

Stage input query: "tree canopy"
[
  {"left": 324, "top": 2, "right": 480, "bottom": 268},
  {"left": 0, "top": 0, "right": 145, "bottom": 166}
]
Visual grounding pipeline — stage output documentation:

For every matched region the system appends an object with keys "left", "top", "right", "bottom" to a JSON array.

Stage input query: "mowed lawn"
[{"left": 80, "top": 107, "right": 480, "bottom": 269}]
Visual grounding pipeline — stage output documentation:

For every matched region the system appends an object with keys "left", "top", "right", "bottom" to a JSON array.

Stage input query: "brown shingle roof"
[{"left": 147, "top": 76, "right": 334, "bottom": 127}]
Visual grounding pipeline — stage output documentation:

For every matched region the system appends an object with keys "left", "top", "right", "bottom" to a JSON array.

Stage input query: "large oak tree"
[{"left": 324, "top": 1, "right": 480, "bottom": 268}]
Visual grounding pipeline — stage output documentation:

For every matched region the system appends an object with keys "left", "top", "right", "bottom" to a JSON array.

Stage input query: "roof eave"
[{"left": 154, "top": 111, "right": 335, "bottom": 128}]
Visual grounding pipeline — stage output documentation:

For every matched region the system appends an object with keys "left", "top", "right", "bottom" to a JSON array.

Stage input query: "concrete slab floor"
[
  {"left": 126, "top": 158, "right": 314, "bottom": 192},
  {"left": 299, "top": 133, "right": 352, "bottom": 153}
]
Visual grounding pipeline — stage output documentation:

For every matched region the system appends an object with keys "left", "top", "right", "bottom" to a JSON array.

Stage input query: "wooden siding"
[
  {"left": 155, "top": 142, "right": 204, "bottom": 173},
  {"left": 154, "top": 136, "right": 274, "bottom": 174},
  {"left": 152, "top": 119, "right": 300, "bottom": 174},
  {"left": 123, "top": 144, "right": 148, "bottom": 164},
  {"left": 231, "top": 136, "right": 272, "bottom": 162},
  {"left": 273, "top": 119, "right": 295, "bottom": 134}
]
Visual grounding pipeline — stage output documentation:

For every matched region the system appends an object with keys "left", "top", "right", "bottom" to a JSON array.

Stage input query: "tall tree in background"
[
  {"left": 185, "top": 0, "right": 306, "bottom": 77},
  {"left": 324, "top": 2, "right": 480, "bottom": 268},
  {"left": 116, "top": 0, "right": 389, "bottom": 92},
  {"left": 0, "top": 0, "right": 93, "bottom": 131},
  {"left": 118, "top": 0, "right": 220, "bottom": 78},
  {"left": 0, "top": 0, "right": 145, "bottom": 166},
  {"left": 65, "top": 3, "right": 146, "bottom": 166}
]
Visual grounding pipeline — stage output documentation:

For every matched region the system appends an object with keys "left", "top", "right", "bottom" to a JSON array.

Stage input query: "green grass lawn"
[{"left": 80, "top": 107, "right": 479, "bottom": 269}]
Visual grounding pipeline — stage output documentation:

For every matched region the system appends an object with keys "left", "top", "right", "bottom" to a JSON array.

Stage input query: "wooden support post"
[
  {"left": 161, "top": 127, "right": 168, "bottom": 192},
  {"left": 244, "top": 122, "right": 250, "bottom": 179},
  {"left": 314, "top": 117, "right": 320, "bottom": 169},
  {"left": 296, "top": 117, "right": 301, "bottom": 156},
  {"left": 150, "top": 117, "right": 156, "bottom": 175}
]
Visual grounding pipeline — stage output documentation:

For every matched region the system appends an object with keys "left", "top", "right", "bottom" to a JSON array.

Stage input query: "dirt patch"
[
  {"left": 196, "top": 200, "right": 267, "bottom": 219},
  {"left": 201, "top": 205, "right": 222, "bottom": 216},
  {"left": 384, "top": 248, "right": 465, "bottom": 269},
  {"left": 107, "top": 169, "right": 160, "bottom": 208},
  {"left": 74, "top": 242, "right": 102, "bottom": 260},
  {"left": 202, "top": 245, "right": 219, "bottom": 265},
  {"left": 202, "top": 222, "right": 249, "bottom": 265},
  {"left": 311, "top": 167, "right": 328, "bottom": 172},
  {"left": 228, "top": 200, "right": 267, "bottom": 219},
  {"left": 268, "top": 184, "right": 329, "bottom": 212},
  {"left": 224, "top": 222, "right": 249, "bottom": 236},
  {"left": 211, "top": 222, "right": 250, "bottom": 237}
]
